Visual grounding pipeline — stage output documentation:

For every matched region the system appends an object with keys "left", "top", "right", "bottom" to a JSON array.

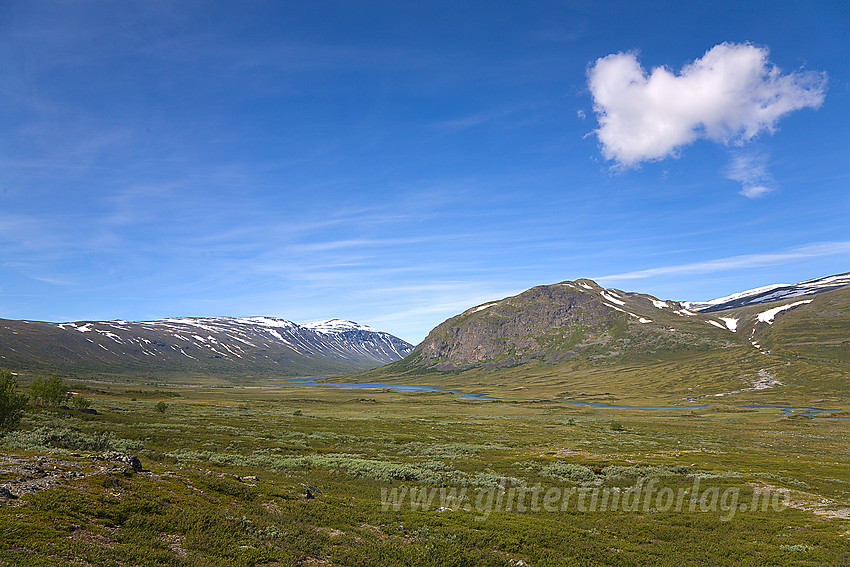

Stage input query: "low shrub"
[
  {"left": 0, "top": 426, "right": 142, "bottom": 453},
  {"left": 602, "top": 464, "right": 690, "bottom": 483},
  {"left": 201, "top": 477, "right": 257, "bottom": 501},
  {"left": 541, "top": 462, "right": 597, "bottom": 483}
]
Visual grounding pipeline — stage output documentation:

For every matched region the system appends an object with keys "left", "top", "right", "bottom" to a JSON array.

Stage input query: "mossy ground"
[{"left": 1, "top": 379, "right": 848, "bottom": 566}]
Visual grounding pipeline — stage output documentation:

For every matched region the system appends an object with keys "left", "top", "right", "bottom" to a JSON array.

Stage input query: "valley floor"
[{"left": 1, "top": 380, "right": 849, "bottom": 566}]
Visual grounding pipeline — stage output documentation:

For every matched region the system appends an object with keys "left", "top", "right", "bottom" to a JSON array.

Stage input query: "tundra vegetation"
[{"left": 0, "top": 373, "right": 848, "bottom": 566}]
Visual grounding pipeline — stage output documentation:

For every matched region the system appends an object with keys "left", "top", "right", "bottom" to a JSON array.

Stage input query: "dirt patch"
[
  {"left": 301, "top": 556, "right": 337, "bottom": 566},
  {"left": 358, "top": 523, "right": 416, "bottom": 543},
  {"left": 262, "top": 500, "right": 283, "bottom": 514},
  {"left": 358, "top": 523, "right": 388, "bottom": 540},
  {"left": 544, "top": 448, "right": 609, "bottom": 460},
  {"left": 68, "top": 527, "right": 116, "bottom": 548},
  {"left": 160, "top": 533, "right": 188, "bottom": 557},
  {"left": 314, "top": 526, "right": 346, "bottom": 538},
  {"left": 748, "top": 481, "right": 850, "bottom": 520}
]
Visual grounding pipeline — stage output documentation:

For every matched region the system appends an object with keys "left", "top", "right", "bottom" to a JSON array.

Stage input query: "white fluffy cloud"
[{"left": 588, "top": 42, "right": 826, "bottom": 168}]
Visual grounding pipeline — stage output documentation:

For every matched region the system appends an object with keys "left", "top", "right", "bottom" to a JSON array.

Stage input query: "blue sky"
[{"left": 1, "top": 1, "right": 848, "bottom": 343}]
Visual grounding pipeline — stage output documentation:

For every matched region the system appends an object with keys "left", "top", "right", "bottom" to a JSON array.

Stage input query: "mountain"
[
  {"left": 751, "top": 285, "right": 850, "bottom": 367},
  {"left": 682, "top": 272, "right": 850, "bottom": 312},
  {"left": 697, "top": 277, "right": 850, "bottom": 365},
  {"left": 401, "top": 278, "right": 740, "bottom": 371},
  {"left": 362, "top": 272, "right": 849, "bottom": 403},
  {"left": 0, "top": 316, "right": 412, "bottom": 379}
]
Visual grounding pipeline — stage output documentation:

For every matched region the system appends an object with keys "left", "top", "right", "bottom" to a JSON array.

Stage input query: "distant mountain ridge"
[
  {"left": 0, "top": 316, "right": 413, "bottom": 378},
  {"left": 682, "top": 272, "right": 850, "bottom": 312}
]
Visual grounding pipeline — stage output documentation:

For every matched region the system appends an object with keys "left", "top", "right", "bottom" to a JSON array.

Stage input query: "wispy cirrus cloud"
[
  {"left": 587, "top": 42, "right": 827, "bottom": 168},
  {"left": 365, "top": 287, "right": 523, "bottom": 342},
  {"left": 428, "top": 104, "right": 545, "bottom": 131},
  {"left": 596, "top": 241, "right": 850, "bottom": 282},
  {"left": 726, "top": 152, "right": 773, "bottom": 198}
]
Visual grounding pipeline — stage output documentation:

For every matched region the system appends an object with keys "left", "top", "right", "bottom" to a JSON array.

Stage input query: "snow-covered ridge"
[
  {"left": 48, "top": 316, "right": 412, "bottom": 368},
  {"left": 798, "top": 273, "right": 850, "bottom": 287},
  {"left": 681, "top": 284, "right": 789, "bottom": 311},
  {"left": 234, "top": 316, "right": 297, "bottom": 328},
  {"left": 303, "top": 319, "right": 379, "bottom": 334},
  {"left": 684, "top": 271, "right": 850, "bottom": 313}
]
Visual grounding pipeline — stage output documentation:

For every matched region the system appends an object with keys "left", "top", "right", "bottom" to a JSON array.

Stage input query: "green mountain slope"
[
  {"left": 749, "top": 287, "right": 850, "bottom": 373},
  {"left": 355, "top": 277, "right": 850, "bottom": 404}
]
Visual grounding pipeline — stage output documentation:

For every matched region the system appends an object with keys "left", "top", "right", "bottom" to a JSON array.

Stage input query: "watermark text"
[{"left": 380, "top": 478, "right": 789, "bottom": 521}]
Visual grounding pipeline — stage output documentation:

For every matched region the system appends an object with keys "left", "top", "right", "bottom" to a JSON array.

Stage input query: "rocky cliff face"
[{"left": 415, "top": 282, "right": 620, "bottom": 369}]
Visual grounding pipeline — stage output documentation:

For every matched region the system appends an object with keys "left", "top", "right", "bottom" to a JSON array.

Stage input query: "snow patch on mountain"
[
  {"left": 466, "top": 302, "right": 499, "bottom": 315},
  {"left": 237, "top": 316, "right": 297, "bottom": 328},
  {"left": 756, "top": 299, "right": 813, "bottom": 324},
  {"left": 600, "top": 291, "right": 626, "bottom": 305},
  {"left": 604, "top": 302, "right": 649, "bottom": 322},
  {"left": 303, "top": 319, "right": 378, "bottom": 334}
]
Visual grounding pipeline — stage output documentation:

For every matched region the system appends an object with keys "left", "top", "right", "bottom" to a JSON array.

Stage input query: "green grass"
[
  {"left": 1, "top": 380, "right": 848, "bottom": 566},
  {"left": 353, "top": 344, "right": 850, "bottom": 408}
]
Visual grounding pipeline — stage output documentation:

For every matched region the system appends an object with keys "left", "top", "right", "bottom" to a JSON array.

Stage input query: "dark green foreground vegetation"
[{"left": 1, "top": 378, "right": 848, "bottom": 566}]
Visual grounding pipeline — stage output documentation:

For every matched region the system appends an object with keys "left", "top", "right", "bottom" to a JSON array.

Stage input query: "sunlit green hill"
[{"left": 354, "top": 275, "right": 850, "bottom": 404}]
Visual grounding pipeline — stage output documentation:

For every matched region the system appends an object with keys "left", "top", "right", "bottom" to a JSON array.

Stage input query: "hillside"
[
  {"left": 727, "top": 286, "right": 850, "bottom": 366},
  {"left": 0, "top": 316, "right": 412, "bottom": 379},
  {"left": 404, "top": 278, "right": 740, "bottom": 370},
  {"left": 356, "top": 273, "right": 850, "bottom": 404}
]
